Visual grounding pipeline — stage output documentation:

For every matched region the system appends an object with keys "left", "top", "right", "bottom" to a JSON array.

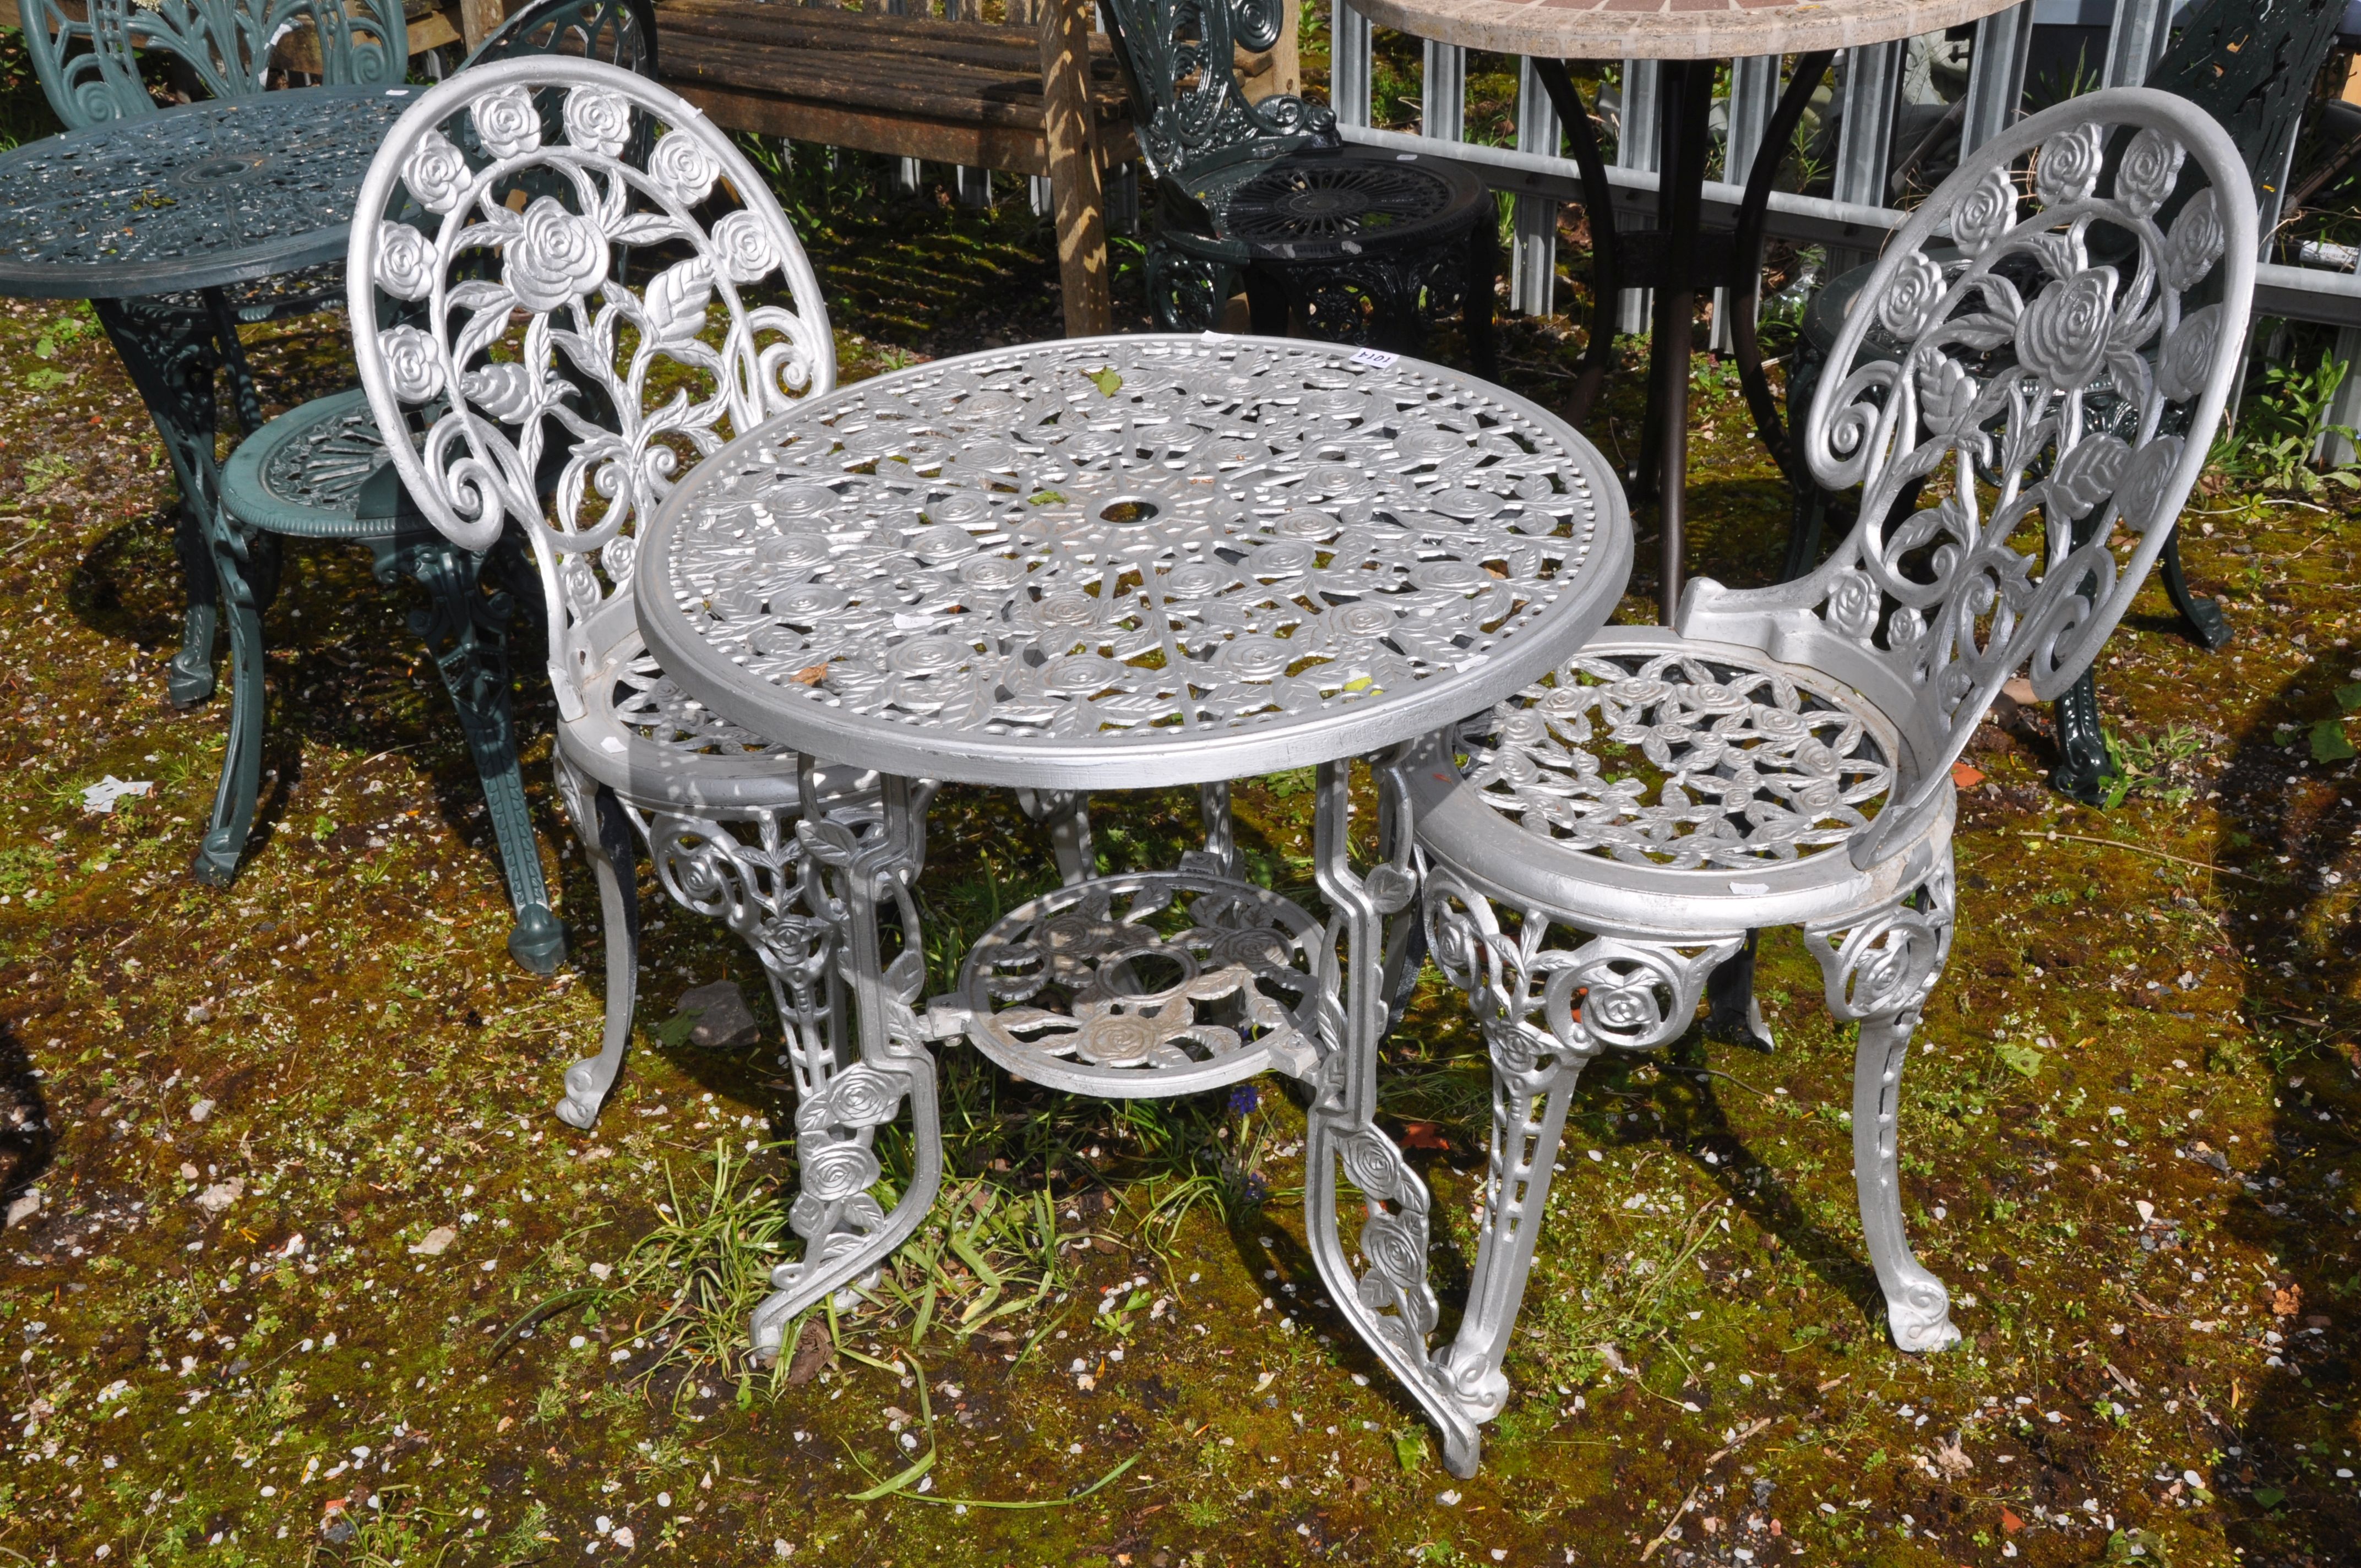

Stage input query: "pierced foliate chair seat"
[
  {"left": 556, "top": 597, "right": 802, "bottom": 809},
  {"left": 1395, "top": 89, "right": 2255, "bottom": 1436},
  {"left": 203, "top": 0, "right": 662, "bottom": 974},
  {"left": 345, "top": 58, "right": 850, "bottom": 1138}
]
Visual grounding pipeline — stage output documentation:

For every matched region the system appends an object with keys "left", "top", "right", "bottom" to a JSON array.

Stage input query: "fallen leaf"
[
  {"left": 791, "top": 665, "right": 829, "bottom": 686},
  {"left": 1085, "top": 367, "right": 1123, "bottom": 397},
  {"left": 2001, "top": 1506, "right": 2024, "bottom": 1535},
  {"left": 1399, "top": 1121, "right": 1449, "bottom": 1152},
  {"left": 189, "top": 1098, "right": 216, "bottom": 1123},
  {"left": 2273, "top": 1284, "right": 2302, "bottom": 1317},
  {"left": 409, "top": 1226, "right": 457, "bottom": 1257},
  {"left": 786, "top": 1318, "right": 832, "bottom": 1386},
  {"left": 1950, "top": 760, "right": 1987, "bottom": 789},
  {"left": 1934, "top": 1435, "right": 1973, "bottom": 1477}
]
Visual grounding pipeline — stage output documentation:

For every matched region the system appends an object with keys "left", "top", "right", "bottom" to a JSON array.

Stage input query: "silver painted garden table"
[
  {"left": 0, "top": 84, "right": 416, "bottom": 733},
  {"left": 635, "top": 332, "right": 1631, "bottom": 1473}
]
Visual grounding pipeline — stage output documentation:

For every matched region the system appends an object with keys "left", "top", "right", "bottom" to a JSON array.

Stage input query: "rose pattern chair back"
[
  {"left": 21, "top": 0, "right": 407, "bottom": 129},
  {"left": 1097, "top": 0, "right": 1335, "bottom": 186},
  {"left": 347, "top": 58, "right": 834, "bottom": 706},
  {"left": 1794, "top": 88, "right": 2253, "bottom": 869}
]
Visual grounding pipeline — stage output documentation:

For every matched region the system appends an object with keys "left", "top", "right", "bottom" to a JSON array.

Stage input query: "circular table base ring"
[{"left": 955, "top": 870, "right": 1327, "bottom": 1098}]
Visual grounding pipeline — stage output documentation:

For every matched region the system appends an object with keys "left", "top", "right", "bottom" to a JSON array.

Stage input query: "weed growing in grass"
[{"left": 2102, "top": 722, "right": 2207, "bottom": 809}]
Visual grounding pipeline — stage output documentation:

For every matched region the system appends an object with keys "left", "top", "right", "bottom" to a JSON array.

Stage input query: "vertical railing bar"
[
  {"left": 1510, "top": 56, "right": 1560, "bottom": 317},
  {"left": 1830, "top": 41, "right": 1901, "bottom": 273},
  {"left": 1960, "top": 2, "right": 2032, "bottom": 157},
  {"left": 1714, "top": 52, "right": 1779, "bottom": 352},
  {"left": 1422, "top": 39, "right": 1465, "bottom": 142},
  {"left": 2102, "top": 0, "right": 2173, "bottom": 90},
  {"left": 1614, "top": 58, "right": 1660, "bottom": 335},
  {"left": 1332, "top": 0, "right": 1372, "bottom": 129}
]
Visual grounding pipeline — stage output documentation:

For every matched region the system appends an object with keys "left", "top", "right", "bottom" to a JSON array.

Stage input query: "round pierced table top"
[
  {"left": 637, "top": 334, "right": 1633, "bottom": 791},
  {"left": 1348, "top": 0, "right": 2019, "bottom": 62},
  {"left": 0, "top": 84, "right": 419, "bottom": 301}
]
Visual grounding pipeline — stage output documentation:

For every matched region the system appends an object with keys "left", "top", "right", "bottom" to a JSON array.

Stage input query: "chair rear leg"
[
  {"left": 2159, "top": 522, "right": 2232, "bottom": 650},
  {"left": 556, "top": 777, "right": 640, "bottom": 1130}
]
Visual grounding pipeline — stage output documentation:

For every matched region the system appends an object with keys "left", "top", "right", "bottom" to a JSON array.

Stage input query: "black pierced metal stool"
[{"left": 1103, "top": 0, "right": 1498, "bottom": 376}]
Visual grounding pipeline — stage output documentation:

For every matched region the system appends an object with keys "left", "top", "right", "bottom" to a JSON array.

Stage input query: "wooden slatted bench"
[{"left": 654, "top": 0, "right": 1136, "bottom": 333}]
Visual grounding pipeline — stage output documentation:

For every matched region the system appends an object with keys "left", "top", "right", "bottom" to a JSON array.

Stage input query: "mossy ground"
[{"left": 0, "top": 113, "right": 2357, "bottom": 1568}]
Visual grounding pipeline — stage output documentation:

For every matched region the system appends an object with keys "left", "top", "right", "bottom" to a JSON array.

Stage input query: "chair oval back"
[
  {"left": 1097, "top": 0, "right": 1335, "bottom": 182},
  {"left": 463, "top": 0, "right": 658, "bottom": 74},
  {"left": 21, "top": 0, "right": 407, "bottom": 129},
  {"left": 1799, "top": 87, "right": 2254, "bottom": 864},
  {"left": 2146, "top": 0, "right": 2346, "bottom": 235},
  {"left": 347, "top": 58, "right": 834, "bottom": 704}
]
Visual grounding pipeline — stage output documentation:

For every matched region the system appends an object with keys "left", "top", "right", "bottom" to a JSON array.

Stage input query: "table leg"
[
  {"left": 1302, "top": 753, "right": 1483, "bottom": 1477},
  {"left": 1728, "top": 52, "right": 1837, "bottom": 496},
  {"left": 1650, "top": 60, "right": 1716, "bottom": 625},
  {"left": 93, "top": 297, "right": 226, "bottom": 710},
  {"left": 1530, "top": 60, "right": 1622, "bottom": 428},
  {"left": 751, "top": 771, "right": 945, "bottom": 1357}
]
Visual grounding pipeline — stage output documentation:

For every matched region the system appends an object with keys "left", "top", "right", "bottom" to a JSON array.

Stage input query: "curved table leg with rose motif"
[
  {"left": 1301, "top": 754, "right": 1487, "bottom": 1476},
  {"left": 752, "top": 772, "right": 945, "bottom": 1354}
]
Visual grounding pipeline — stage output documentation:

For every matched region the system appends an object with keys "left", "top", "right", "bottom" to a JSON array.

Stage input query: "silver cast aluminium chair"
[
  {"left": 345, "top": 58, "right": 843, "bottom": 1128},
  {"left": 1393, "top": 88, "right": 2255, "bottom": 1435}
]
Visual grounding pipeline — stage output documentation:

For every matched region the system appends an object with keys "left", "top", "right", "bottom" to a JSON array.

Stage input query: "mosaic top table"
[
  {"left": 635, "top": 332, "right": 1631, "bottom": 1476},
  {"left": 0, "top": 84, "right": 418, "bottom": 705},
  {"left": 1347, "top": 0, "right": 2017, "bottom": 620}
]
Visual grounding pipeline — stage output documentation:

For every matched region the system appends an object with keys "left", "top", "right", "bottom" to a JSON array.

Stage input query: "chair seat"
[
  {"left": 1171, "top": 145, "right": 1492, "bottom": 265},
  {"left": 219, "top": 388, "right": 418, "bottom": 541},
  {"left": 1402, "top": 627, "right": 1952, "bottom": 935},
  {"left": 556, "top": 612, "right": 805, "bottom": 816}
]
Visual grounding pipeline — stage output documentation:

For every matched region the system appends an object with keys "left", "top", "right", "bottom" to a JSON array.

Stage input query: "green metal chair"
[
  {"left": 18, "top": 0, "right": 410, "bottom": 707},
  {"left": 202, "top": 0, "right": 660, "bottom": 974}
]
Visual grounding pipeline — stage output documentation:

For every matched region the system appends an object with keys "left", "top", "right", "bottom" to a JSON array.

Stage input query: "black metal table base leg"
[
  {"left": 192, "top": 519, "right": 270, "bottom": 885},
  {"left": 94, "top": 297, "right": 227, "bottom": 711},
  {"left": 2159, "top": 523, "right": 2232, "bottom": 650},
  {"left": 1705, "top": 929, "right": 1772, "bottom": 1050},
  {"left": 2048, "top": 667, "right": 2116, "bottom": 805},
  {"left": 1463, "top": 214, "right": 1500, "bottom": 382},
  {"left": 381, "top": 531, "right": 564, "bottom": 975}
]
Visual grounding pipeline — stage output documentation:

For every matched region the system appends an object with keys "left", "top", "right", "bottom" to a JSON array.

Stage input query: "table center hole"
[
  {"left": 1098, "top": 497, "right": 1160, "bottom": 526},
  {"left": 1102, "top": 950, "right": 1190, "bottom": 998}
]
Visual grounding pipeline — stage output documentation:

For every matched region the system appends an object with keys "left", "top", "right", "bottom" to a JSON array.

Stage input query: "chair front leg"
[
  {"left": 2158, "top": 522, "right": 2232, "bottom": 650},
  {"left": 1425, "top": 874, "right": 1737, "bottom": 1423},
  {"left": 1145, "top": 241, "right": 1234, "bottom": 333},
  {"left": 382, "top": 532, "right": 563, "bottom": 973},
  {"left": 1806, "top": 854, "right": 1960, "bottom": 1353},
  {"left": 191, "top": 516, "right": 269, "bottom": 888}
]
